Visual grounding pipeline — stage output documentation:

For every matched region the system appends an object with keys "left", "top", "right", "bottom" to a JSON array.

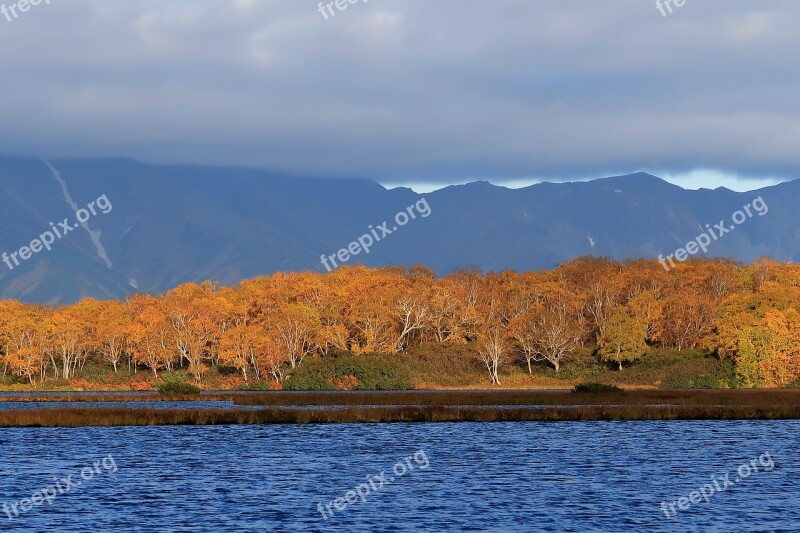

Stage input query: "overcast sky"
[{"left": 1, "top": 0, "right": 799, "bottom": 191}]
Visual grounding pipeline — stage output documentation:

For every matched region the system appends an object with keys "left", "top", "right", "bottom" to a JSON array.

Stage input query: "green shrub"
[
  {"left": 573, "top": 383, "right": 624, "bottom": 393},
  {"left": 660, "top": 377, "right": 738, "bottom": 389},
  {"left": 236, "top": 380, "right": 274, "bottom": 391},
  {"left": 335, "top": 355, "right": 413, "bottom": 390},
  {"left": 78, "top": 359, "right": 112, "bottom": 382},
  {"left": 284, "top": 352, "right": 413, "bottom": 391},
  {"left": 214, "top": 365, "right": 241, "bottom": 376},
  {"left": 283, "top": 356, "right": 335, "bottom": 391},
  {"left": 158, "top": 381, "right": 201, "bottom": 395},
  {"left": 0, "top": 374, "right": 22, "bottom": 386},
  {"left": 595, "top": 349, "right": 737, "bottom": 389},
  {"left": 283, "top": 373, "right": 335, "bottom": 391},
  {"left": 538, "top": 347, "right": 605, "bottom": 380},
  {"left": 398, "top": 343, "right": 482, "bottom": 387}
]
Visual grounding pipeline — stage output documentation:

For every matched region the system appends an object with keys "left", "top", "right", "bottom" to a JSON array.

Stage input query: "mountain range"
[{"left": 0, "top": 156, "right": 795, "bottom": 304}]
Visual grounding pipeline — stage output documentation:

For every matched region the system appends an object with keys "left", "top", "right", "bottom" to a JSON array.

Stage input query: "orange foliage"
[{"left": 0, "top": 258, "right": 799, "bottom": 387}]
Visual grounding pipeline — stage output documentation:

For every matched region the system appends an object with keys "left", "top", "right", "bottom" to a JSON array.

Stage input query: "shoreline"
[{"left": 2, "top": 389, "right": 800, "bottom": 426}]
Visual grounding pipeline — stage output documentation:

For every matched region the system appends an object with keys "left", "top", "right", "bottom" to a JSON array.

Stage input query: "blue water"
[{"left": 0, "top": 421, "right": 797, "bottom": 531}]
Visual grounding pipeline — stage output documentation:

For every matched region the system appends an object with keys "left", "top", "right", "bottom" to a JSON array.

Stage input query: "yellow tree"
[
  {"left": 219, "top": 324, "right": 287, "bottom": 381},
  {"left": 162, "top": 283, "right": 224, "bottom": 382},
  {"left": 0, "top": 301, "right": 47, "bottom": 383},
  {"left": 128, "top": 295, "right": 173, "bottom": 377},
  {"left": 735, "top": 327, "right": 770, "bottom": 388},
  {"left": 428, "top": 280, "right": 475, "bottom": 344},
  {"left": 91, "top": 300, "right": 133, "bottom": 373},
  {"left": 477, "top": 322, "right": 507, "bottom": 385},
  {"left": 759, "top": 309, "right": 800, "bottom": 387},
  {"left": 475, "top": 278, "right": 510, "bottom": 384},
  {"left": 628, "top": 291, "right": 664, "bottom": 345},
  {"left": 219, "top": 324, "right": 253, "bottom": 380},
  {"left": 393, "top": 294, "right": 430, "bottom": 352},
  {"left": 508, "top": 275, "right": 584, "bottom": 374},
  {"left": 598, "top": 312, "right": 649, "bottom": 370},
  {"left": 270, "top": 303, "right": 320, "bottom": 368},
  {"left": 46, "top": 301, "right": 95, "bottom": 380},
  {"left": 346, "top": 272, "right": 396, "bottom": 354},
  {"left": 254, "top": 331, "right": 292, "bottom": 382}
]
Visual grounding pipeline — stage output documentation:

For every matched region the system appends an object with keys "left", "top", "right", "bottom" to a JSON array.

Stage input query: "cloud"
[{"left": 0, "top": 0, "right": 799, "bottom": 186}]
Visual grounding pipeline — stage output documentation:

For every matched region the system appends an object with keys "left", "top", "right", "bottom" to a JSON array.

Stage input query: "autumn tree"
[
  {"left": 754, "top": 309, "right": 800, "bottom": 387},
  {"left": 90, "top": 300, "right": 132, "bottom": 373},
  {"left": 3, "top": 257, "right": 800, "bottom": 389},
  {"left": 735, "top": 327, "right": 770, "bottom": 388},
  {"left": 269, "top": 303, "right": 319, "bottom": 368},
  {"left": 0, "top": 301, "right": 47, "bottom": 383},
  {"left": 128, "top": 295, "right": 174, "bottom": 377},
  {"left": 387, "top": 272, "right": 434, "bottom": 352},
  {"left": 477, "top": 323, "right": 507, "bottom": 385},
  {"left": 46, "top": 301, "right": 97, "bottom": 380},
  {"left": 510, "top": 299, "right": 583, "bottom": 374},
  {"left": 219, "top": 324, "right": 261, "bottom": 381},
  {"left": 428, "top": 281, "right": 475, "bottom": 344},
  {"left": 162, "top": 283, "right": 226, "bottom": 382},
  {"left": 474, "top": 278, "right": 511, "bottom": 385},
  {"left": 598, "top": 313, "right": 649, "bottom": 370}
]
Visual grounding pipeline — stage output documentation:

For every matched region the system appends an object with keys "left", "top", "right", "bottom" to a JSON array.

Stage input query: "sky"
[{"left": 1, "top": 0, "right": 799, "bottom": 192}]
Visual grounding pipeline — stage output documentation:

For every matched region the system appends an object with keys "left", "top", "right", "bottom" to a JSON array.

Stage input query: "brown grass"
[
  {"left": 0, "top": 393, "right": 236, "bottom": 403},
  {"left": 231, "top": 389, "right": 800, "bottom": 407},
  {"left": 3, "top": 389, "right": 800, "bottom": 407},
  {"left": 0, "top": 389, "right": 799, "bottom": 426},
  {"left": 2, "top": 404, "right": 800, "bottom": 427}
]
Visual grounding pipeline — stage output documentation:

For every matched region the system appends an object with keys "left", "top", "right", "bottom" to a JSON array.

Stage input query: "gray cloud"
[{"left": 1, "top": 0, "right": 799, "bottom": 185}]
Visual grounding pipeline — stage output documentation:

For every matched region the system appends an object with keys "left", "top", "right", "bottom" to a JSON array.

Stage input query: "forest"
[{"left": 0, "top": 257, "right": 799, "bottom": 389}]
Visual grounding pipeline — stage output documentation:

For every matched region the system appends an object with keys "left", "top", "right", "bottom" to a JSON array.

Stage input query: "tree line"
[{"left": 0, "top": 257, "right": 797, "bottom": 387}]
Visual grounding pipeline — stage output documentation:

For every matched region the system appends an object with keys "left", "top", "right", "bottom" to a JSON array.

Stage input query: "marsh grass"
[
  {"left": 0, "top": 389, "right": 799, "bottom": 426},
  {"left": 2, "top": 403, "right": 800, "bottom": 427},
  {"left": 230, "top": 389, "right": 800, "bottom": 407},
  {"left": 573, "top": 383, "right": 624, "bottom": 393},
  {"left": 0, "top": 393, "right": 235, "bottom": 403}
]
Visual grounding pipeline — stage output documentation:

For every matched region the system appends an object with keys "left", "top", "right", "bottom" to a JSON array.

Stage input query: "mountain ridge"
[{"left": 0, "top": 156, "right": 794, "bottom": 303}]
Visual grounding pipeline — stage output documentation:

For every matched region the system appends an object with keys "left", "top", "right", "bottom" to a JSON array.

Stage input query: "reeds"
[
  {"left": 0, "top": 393, "right": 235, "bottom": 403},
  {"left": 231, "top": 388, "right": 800, "bottom": 407},
  {"left": 1, "top": 389, "right": 799, "bottom": 427},
  {"left": 2, "top": 405, "right": 800, "bottom": 428}
]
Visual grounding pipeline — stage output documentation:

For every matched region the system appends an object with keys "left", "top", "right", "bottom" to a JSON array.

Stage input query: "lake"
[{"left": 0, "top": 421, "right": 797, "bottom": 531}]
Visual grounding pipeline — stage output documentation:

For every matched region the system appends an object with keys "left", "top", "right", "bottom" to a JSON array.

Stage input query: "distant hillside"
[{"left": 0, "top": 156, "right": 794, "bottom": 303}]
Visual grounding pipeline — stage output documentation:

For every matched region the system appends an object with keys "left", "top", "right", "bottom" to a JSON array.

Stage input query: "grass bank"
[
  {"left": 231, "top": 388, "right": 800, "bottom": 406},
  {"left": 3, "top": 404, "right": 800, "bottom": 427},
  {"left": 1, "top": 389, "right": 799, "bottom": 426},
  {"left": 0, "top": 347, "right": 737, "bottom": 392}
]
